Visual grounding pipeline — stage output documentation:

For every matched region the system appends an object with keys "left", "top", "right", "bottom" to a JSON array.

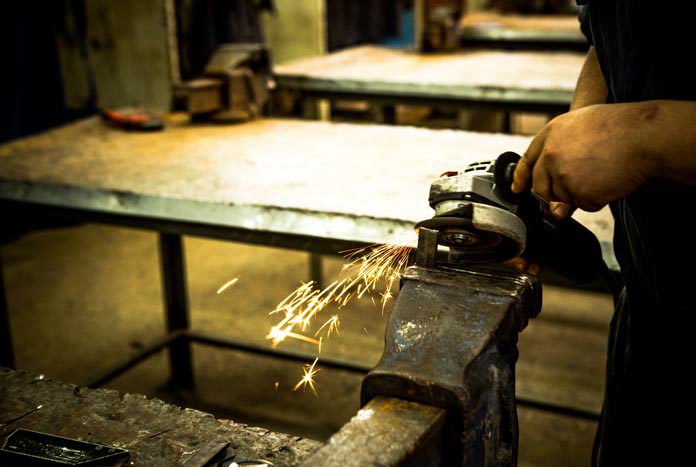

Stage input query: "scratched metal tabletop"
[
  {"left": 0, "top": 368, "right": 321, "bottom": 466},
  {"left": 0, "top": 117, "right": 615, "bottom": 268}
]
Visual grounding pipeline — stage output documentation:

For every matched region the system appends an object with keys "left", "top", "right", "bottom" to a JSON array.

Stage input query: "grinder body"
[{"left": 416, "top": 152, "right": 605, "bottom": 284}]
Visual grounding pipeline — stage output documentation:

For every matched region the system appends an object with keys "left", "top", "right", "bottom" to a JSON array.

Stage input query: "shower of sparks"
[
  {"left": 216, "top": 276, "right": 239, "bottom": 294},
  {"left": 267, "top": 231, "right": 418, "bottom": 394},
  {"left": 293, "top": 357, "right": 321, "bottom": 396},
  {"left": 315, "top": 315, "right": 340, "bottom": 338}
]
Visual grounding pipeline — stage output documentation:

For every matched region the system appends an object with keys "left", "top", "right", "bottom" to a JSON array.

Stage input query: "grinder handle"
[
  {"left": 528, "top": 216, "right": 605, "bottom": 284},
  {"left": 493, "top": 152, "right": 606, "bottom": 284}
]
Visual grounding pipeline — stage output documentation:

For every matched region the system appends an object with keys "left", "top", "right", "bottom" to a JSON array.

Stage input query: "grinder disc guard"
[
  {"left": 416, "top": 156, "right": 527, "bottom": 265},
  {"left": 415, "top": 202, "right": 525, "bottom": 264}
]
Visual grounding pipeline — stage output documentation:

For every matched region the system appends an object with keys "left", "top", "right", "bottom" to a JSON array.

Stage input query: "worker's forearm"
[
  {"left": 635, "top": 100, "right": 696, "bottom": 185},
  {"left": 570, "top": 47, "right": 607, "bottom": 111}
]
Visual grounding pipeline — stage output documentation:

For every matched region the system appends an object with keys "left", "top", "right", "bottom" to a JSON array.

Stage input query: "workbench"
[
  {"left": 0, "top": 368, "right": 320, "bottom": 465},
  {"left": 0, "top": 117, "right": 614, "bottom": 422},
  {"left": 273, "top": 45, "right": 586, "bottom": 118},
  {"left": 458, "top": 12, "right": 586, "bottom": 50}
]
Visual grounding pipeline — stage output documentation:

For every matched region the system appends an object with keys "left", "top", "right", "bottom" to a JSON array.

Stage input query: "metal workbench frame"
[
  {"left": 0, "top": 195, "right": 386, "bottom": 387},
  {"left": 279, "top": 82, "right": 571, "bottom": 127},
  {"left": 0, "top": 192, "right": 600, "bottom": 422}
]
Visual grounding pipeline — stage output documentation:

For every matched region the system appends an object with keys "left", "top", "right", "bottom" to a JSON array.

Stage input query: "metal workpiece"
[
  {"left": 302, "top": 397, "right": 446, "bottom": 467},
  {"left": 361, "top": 263, "right": 541, "bottom": 466}
]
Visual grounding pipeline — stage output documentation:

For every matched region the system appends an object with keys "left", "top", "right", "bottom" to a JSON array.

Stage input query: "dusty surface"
[
  {"left": 274, "top": 45, "right": 584, "bottom": 100},
  {"left": 0, "top": 368, "right": 321, "bottom": 466},
  {"left": 2, "top": 224, "right": 612, "bottom": 467},
  {"left": 0, "top": 117, "right": 614, "bottom": 265}
]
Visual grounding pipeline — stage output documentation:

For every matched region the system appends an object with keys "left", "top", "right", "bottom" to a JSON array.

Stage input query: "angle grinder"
[{"left": 415, "top": 151, "right": 605, "bottom": 284}]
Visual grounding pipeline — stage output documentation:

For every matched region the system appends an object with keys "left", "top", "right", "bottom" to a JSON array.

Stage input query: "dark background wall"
[{"left": 1, "top": 2, "right": 94, "bottom": 143}]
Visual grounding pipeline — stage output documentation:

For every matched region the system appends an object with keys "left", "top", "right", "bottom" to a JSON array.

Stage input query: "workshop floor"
[{"left": 2, "top": 224, "right": 614, "bottom": 467}]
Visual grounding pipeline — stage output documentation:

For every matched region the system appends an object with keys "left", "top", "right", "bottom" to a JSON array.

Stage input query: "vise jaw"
[{"left": 361, "top": 228, "right": 541, "bottom": 466}]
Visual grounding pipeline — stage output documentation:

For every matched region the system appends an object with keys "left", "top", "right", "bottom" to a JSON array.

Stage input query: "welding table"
[
  {"left": 457, "top": 12, "right": 587, "bottom": 50},
  {"left": 0, "top": 117, "right": 614, "bottom": 414},
  {"left": 273, "top": 45, "right": 586, "bottom": 123},
  {"left": 0, "top": 368, "right": 321, "bottom": 465}
]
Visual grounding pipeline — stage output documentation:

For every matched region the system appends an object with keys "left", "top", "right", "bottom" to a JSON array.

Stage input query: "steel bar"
[
  {"left": 293, "top": 90, "right": 570, "bottom": 115},
  {"left": 185, "top": 330, "right": 373, "bottom": 373},
  {"left": 0, "top": 200, "right": 393, "bottom": 258},
  {"left": 159, "top": 233, "right": 194, "bottom": 390},
  {"left": 86, "top": 332, "right": 182, "bottom": 388},
  {"left": 308, "top": 253, "right": 324, "bottom": 289},
  {"left": 0, "top": 253, "right": 14, "bottom": 368},
  {"left": 302, "top": 396, "right": 446, "bottom": 467},
  {"left": 90, "top": 326, "right": 601, "bottom": 421}
]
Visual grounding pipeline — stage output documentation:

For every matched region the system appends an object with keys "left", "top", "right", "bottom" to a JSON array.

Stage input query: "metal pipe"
[{"left": 159, "top": 233, "right": 194, "bottom": 389}]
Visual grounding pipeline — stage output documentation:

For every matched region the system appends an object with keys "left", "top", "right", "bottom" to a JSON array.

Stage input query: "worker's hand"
[
  {"left": 503, "top": 201, "right": 574, "bottom": 276},
  {"left": 511, "top": 103, "right": 655, "bottom": 212}
]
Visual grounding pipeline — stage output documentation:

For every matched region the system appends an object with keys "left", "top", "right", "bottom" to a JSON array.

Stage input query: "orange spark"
[
  {"left": 267, "top": 231, "right": 418, "bottom": 394},
  {"left": 315, "top": 315, "right": 340, "bottom": 338},
  {"left": 293, "top": 358, "right": 321, "bottom": 396},
  {"left": 216, "top": 276, "right": 240, "bottom": 294}
]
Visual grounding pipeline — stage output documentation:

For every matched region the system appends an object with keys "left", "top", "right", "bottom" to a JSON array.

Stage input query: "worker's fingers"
[
  {"left": 548, "top": 179, "right": 575, "bottom": 205},
  {"left": 531, "top": 159, "right": 553, "bottom": 201},
  {"left": 504, "top": 257, "right": 529, "bottom": 272},
  {"left": 512, "top": 130, "right": 546, "bottom": 193},
  {"left": 504, "top": 257, "right": 542, "bottom": 276},
  {"left": 548, "top": 201, "right": 575, "bottom": 221}
]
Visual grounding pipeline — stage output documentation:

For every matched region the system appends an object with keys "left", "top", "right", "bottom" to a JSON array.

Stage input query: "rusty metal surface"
[
  {"left": 0, "top": 117, "right": 616, "bottom": 269},
  {"left": 0, "top": 368, "right": 321, "bottom": 466},
  {"left": 302, "top": 396, "right": 446, "bottom": 467},
  {"left": 362, "top": 261, "right": 541, "bottom": 466}
]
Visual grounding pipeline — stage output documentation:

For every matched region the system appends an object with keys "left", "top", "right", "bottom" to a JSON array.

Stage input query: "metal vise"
[
  {"left": 303, "top": 228, "right": 541, "bottom": 466},
  {"left": 174, "top": 43, "right": 274, "bottom": 122}
]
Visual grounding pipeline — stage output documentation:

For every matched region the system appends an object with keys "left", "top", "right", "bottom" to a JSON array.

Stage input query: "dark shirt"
[{"left": 578, "top": 1, "right": 696, "bottom": 465}]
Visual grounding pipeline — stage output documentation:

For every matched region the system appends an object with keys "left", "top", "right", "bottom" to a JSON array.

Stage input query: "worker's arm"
[
  {"left": 570, "top": 47, "right": 608, "bottom": 111},
  {"left": 512, "top": 99, "right": 696, "bottom": 212},
  {"left": 548, "top": 47, "right": 607, "bottom": 219},
  {"left": 505, "top": 48, "right": 607, "bottom": 274}
]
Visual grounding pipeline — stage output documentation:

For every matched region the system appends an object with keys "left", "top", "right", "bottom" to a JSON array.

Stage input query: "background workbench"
[
  {"left": 0, "top": 368, "right": 320, "bottom": 466},
  {"left": 458, "top": 12, "right": 586, "bottom": 49},
  {"left": 0, "top": 117, "right": 614, "bottom": 267},
  {"left": 274, "top": 45, "right": 586, "bottom": 115}
]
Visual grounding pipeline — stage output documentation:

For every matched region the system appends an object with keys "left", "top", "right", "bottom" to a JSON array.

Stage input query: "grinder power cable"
[{"left": 416, "top": 151, "right": 615, "bottom": 287}]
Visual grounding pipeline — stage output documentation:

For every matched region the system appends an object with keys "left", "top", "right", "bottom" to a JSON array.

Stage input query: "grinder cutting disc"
[{"left": 415, "top": 202, "right": 526, "bottom": 263}]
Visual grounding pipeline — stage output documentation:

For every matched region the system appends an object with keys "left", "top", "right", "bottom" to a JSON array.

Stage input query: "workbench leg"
[
  {"left": 457, "top": 109, "right": 505, "bottom": 132},
  {"left": 159, "top": 233, "right": 194, "bottom": 390},
  {"left": 375, "top": 105, "right": 397, "bottom": 124},
  {"left": 0, "top": 252, "right": 15, "bottom": 369},
  {"left": 503, "top": 111, "right": 513, "bottom": 134},
  {"left": 309, "top": 253, "right": 324, "bottom": 289},
  {"left": 302, "top": 97, "right": 331, "bottom": 121}
]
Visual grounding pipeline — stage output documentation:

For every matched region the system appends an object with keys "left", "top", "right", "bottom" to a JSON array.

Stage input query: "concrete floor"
[{"left": 2, "top": 223, "right": 614, "bottom": 466}]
